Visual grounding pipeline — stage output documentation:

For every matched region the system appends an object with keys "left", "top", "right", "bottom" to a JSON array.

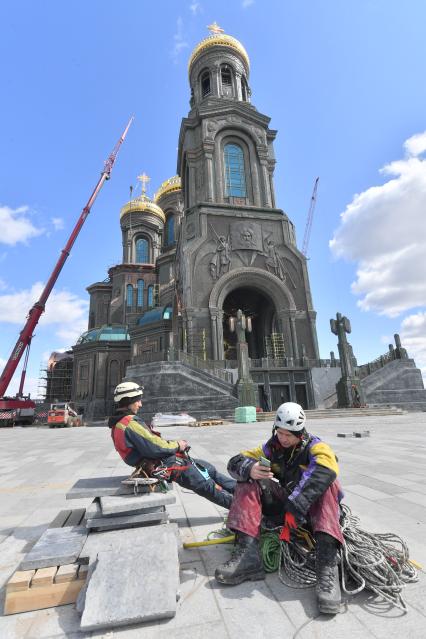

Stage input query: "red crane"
[
  {"left": 302, "top": 177, "right": 319, "bottom": 257},
  {"left": 0, "top": 117, "right": 133, "bottom": 420}
]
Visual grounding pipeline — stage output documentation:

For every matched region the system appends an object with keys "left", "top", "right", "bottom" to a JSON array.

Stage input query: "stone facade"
[{"left": 71, "top": 28, "right": 321, "bottom": 418}]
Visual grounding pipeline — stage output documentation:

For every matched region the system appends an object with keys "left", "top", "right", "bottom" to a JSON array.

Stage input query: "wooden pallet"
[
  {"left": 192, "top": 419, "right": 224, "bottom": 427},
  {"left": 4, "top": 563, "right": 88, "bottom": 615}
]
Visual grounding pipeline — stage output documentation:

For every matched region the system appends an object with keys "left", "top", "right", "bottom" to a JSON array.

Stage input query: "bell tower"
[{"left": 175, "top": 24, "right": 319, "bottom": 383}]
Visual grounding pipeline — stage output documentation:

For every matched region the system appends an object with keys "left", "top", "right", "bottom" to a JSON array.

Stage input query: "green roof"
[
  {"left": 77, "top": 325, "right": 130, "bottom": 344},
  {"left": 137, "top": 306, "right": 172, "bottom": 327}
]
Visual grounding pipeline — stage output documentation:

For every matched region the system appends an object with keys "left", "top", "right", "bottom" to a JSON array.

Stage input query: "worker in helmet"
[
  {"left": 215, "top": 402, "right": 343, "bottom": 615},
  {"left": 109, "top": 381, "right": 235, "bottom": 509}
]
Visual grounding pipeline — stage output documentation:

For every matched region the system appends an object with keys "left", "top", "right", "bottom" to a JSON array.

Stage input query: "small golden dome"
[
  {"left": 154, "top": 176, "right": 182, "bottom": 203},
  {"left": 188, "top": 23, "right": 250, "bottom": 75},
  {"left": 120, "top": 194, "right": 165, "bottom": 223}
]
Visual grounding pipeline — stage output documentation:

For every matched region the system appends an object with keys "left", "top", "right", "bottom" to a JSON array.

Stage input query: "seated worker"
[
  {"left": 109, "top": 381, "right": 235, "bottom": 510},
  {"left": 215, "top": 402, "right": 343, "bottom": 615}
]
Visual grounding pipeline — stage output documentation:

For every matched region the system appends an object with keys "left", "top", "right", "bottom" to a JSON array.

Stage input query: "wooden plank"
[
  {"left": 31, "top": 566, "right": 57, "bottom": 588},
  {"left": 55, "top": 564, "right": 79, "bottom": 584},
  {"left": 4, "top": 578, "right": 85, "bottom": 615},
  {"left": 48, "top": 510, "right": 72, "bottom": 529},
  {"left": 6, "top": 570, "right": 35, "bottom": 593},
  {"left": 65, "top": 508, "right": 85, "bottom": 527}
]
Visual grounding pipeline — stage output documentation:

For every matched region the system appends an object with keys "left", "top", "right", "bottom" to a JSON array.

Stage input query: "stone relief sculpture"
[
  {"left": 264, "top": 238, "right": 286, "bottom": 280},
  {"left": 208, "top": 224, "right": 232, "bottom": 279}
]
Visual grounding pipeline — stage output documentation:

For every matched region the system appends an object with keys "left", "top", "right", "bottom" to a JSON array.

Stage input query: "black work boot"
[
  {"left": 315, "top": 533, "right": 341, "bottom": 614},
  {"left": 215, "top": 532, "right": 265, "bottom": 585}
]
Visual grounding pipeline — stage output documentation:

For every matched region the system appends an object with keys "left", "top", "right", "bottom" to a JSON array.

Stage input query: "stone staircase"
[
  {"left": 125, "top": 360, "right": 239, "bottom": 423},
  {"left": 256, "top": 406, "right": 406, "bottom": 421}
]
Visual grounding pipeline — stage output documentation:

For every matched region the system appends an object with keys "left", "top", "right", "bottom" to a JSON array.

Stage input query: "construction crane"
[
  {"left": 301, "top": 177, "right": 319, "bottom": 257},
  {"left": 0, "top": 117, "right": 133, "bottom": 425}
]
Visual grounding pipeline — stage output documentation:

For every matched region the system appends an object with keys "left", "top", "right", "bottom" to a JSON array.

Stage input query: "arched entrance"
[{"left": 222, "top": 287, "right": 277, "bottom": 360}]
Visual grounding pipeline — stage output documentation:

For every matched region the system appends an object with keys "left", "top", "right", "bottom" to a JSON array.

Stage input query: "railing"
[{"left": 358, "top": 351, "right": 397, "bottom": 379}]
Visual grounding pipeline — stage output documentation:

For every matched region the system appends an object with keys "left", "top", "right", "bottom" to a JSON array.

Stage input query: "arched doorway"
[{"left": 222, "top": 287, "right": 277, "bottom": 360}]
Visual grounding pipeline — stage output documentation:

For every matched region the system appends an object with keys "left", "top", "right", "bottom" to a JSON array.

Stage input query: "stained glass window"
[
  {"left": 165, "top": 215, "right": 175, "bottom": 245},
  {"left": 126, "top": 284, "right": 133, "bottom": 308},
  {"left": 224, "top": 144, "right": 247, "bottom": 197},
  {"left": 136, "top": 237, "right": 149, "bottom": 263},
  {"left": 137, "top": 279, "right": 144, "bottom": 307}
]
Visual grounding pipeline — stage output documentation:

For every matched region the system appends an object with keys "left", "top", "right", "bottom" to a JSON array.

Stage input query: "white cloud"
[
  {"left": 0, "top": 282, "right": 88, "bottom": 347},
  {"left": 0, "top": 278, "right": 7, "bottom": 291},
  {"left": 400, "top": 312, "right": 426, "bottom": 377},
  {"left": 242, "top": 0, "right": 255, "bottom": 7},
  {"left": 171, "top": 17, "right": 189, "bottom": 63},
  {"left": 189, "top": 1, "right": 201, "bottom": 14},
  {"left": 330, "top": 131, "right": 426, "bottom": 317},
  {"left": 0, "top": 204, "right": 45, "bottom": 246},
  {"left": 51, "top": 217, "right": 65, "bottom": 231}
]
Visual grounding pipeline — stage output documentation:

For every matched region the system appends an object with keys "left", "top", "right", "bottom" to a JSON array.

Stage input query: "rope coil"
[{"left": 259, "top": 504, "right": 418, "bottom": 611}]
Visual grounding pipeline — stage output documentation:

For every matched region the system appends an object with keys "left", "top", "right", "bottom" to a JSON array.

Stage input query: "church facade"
[{"left": 71, "top": 26, "right": 321, "bottom": 419}]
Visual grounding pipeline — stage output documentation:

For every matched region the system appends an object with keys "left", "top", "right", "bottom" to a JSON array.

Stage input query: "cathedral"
[{"left": 71, "top": 25, "right": 323, "bottom": 420}]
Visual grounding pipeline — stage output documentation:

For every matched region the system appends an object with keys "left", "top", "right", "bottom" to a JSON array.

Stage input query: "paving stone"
[
  {"left": 20, "top": 526, "right": 88, "bottom": 570},
  {"left": 80, "top": 526, "right": 180, "bottom": 630},
  {"left": 66, "top": 476, "right": 136, "bottom": 499},
  {"left": 100, "top": 491, "right": 176, "bottom": 516},
  {"left": 86, "top": 507, "right": 169, "bottom": 531}
]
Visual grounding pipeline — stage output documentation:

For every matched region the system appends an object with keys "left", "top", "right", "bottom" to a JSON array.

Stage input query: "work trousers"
[
  {"left": 173, "top": 458, "right": 236, "bottom": 510},
  {"left": 227, "top": 479, "right": 344, "bottom": 544}
]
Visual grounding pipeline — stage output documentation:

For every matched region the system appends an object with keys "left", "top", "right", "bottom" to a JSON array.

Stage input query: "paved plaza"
[{"left": 0, "top": 412, "right": 425, "bottom": 638}]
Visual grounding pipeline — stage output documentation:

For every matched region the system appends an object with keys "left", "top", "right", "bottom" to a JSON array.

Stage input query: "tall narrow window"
[
  {"left": 126, "top": 284, "right": 134, "bottom": 308},
  {"left": 165, "top": 215, "right": 175, "bottom": 245},
  {"left": 137, "top": 279, "right": 144, "bottom": 307},
  {"left": 221, "top": 66, "right": 232, "bottom": 87},
  {"left": 148, "top": 285, "right": 154, "bottom": 308},
  {"left": 224, "top": 143, "right": 247, "bottom": 197},
  {"left": 201, "top": 71, "right": 211, "bottom": 98},
  {"left": 136, "top": 237, "right": 149, "bottom": 263}
]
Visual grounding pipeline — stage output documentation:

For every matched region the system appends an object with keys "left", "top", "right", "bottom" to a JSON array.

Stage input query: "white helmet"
[
  {"left": 114, "top": 381, "right": 144, "bottom": 404},
  {"left": 273, "top": 402, "right": 306, "bottom": 432}
]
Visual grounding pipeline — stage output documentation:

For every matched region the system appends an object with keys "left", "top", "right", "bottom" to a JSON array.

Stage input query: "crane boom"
[
  {"left": 302, "top": 177, "right": 319, "bottom": 257},
  {"left": 0, "top": 117, "right": 133, "bottom": 399}
]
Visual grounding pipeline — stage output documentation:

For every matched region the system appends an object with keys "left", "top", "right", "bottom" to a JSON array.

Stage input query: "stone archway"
[{"left": 209, "top": 267, "right": 296, "bottom": 360}]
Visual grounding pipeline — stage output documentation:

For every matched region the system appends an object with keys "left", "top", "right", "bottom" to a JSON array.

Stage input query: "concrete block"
[
  {"left": 80, "top": 526, "right": 180, "bottom": 630},
  {"left": 20, "top": 526, "right": 88, "bottom": 570},
  {"left": 100, "top": 491, "right": 176, "bottom": 516}
]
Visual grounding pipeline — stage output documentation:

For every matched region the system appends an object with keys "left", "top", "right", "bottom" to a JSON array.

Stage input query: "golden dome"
[
  {"left": 154, "top": 175, "right": 182, "bottom": 203},
  {"left": 120, "top": 194, "right": 165, "bottom": 223},
  {"left": 188, "top": 24, "right": 249, "bottom": 75}
]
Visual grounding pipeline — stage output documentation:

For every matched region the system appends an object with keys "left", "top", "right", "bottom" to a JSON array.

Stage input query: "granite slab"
[
  {"left": 66, "top": 476, "right": 136, "bottom": 499},
  {"left": 79, "top": 523, "right": 180, "bottom": 564},
  {"left": 99, "top": 491, "right": 176, "bottom": 516},
  {"left": 80, "top": 526, "right": 180, "bottom": 630},
  {"left": 20, "top": 526, "right": 88, "bottom": 570}
]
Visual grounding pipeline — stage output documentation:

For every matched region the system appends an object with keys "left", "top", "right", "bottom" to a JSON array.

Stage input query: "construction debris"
[
  {"left": 192, "top": 419, "right": 224, "bottom": 427},
  {"left": 337, "top": 431, "right": 371, "bottom": 438}
]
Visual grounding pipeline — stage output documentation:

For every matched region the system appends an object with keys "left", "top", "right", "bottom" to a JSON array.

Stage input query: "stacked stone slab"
[
  {"left": 85, "top": 492, "right": 176, "bottom": 531},
  {"left": 78, "top": 524, "right": 180, "bottom": 630}
]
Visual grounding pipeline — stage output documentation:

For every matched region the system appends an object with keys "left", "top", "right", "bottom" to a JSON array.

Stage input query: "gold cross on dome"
[
  {"left": 207, "top": 22, "right": 224, "bottom": 35},
  {"left": 137, "top": 172, "right": 150, "bottom": 195}
]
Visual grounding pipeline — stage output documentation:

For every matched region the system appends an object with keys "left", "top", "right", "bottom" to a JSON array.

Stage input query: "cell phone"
[{"left": 259, "top": 456, "right": 271, "bottom": 467}]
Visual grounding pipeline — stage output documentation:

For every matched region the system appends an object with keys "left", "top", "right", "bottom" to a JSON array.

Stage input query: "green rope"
[{"left": 260, "top": 530, "right": 282, "bottom": 572}]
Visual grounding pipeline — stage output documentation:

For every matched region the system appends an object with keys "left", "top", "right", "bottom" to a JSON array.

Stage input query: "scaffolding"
[
  {"left": 38, "top": 353, "right": 74, "bottom": 403},
  {"left": 265, "top": 333, "right": 286, "bottom": 359}
]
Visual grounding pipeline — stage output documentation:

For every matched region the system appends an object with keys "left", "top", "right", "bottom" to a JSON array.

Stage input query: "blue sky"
[{"left": 1, "top": 0, "right": 426, "bottom": 398}]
